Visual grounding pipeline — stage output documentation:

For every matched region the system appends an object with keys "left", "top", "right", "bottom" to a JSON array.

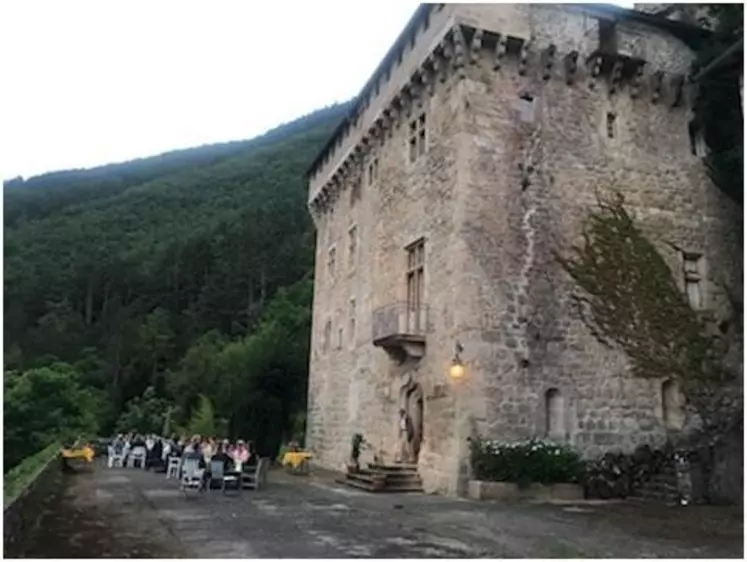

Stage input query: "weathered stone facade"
[{"left": 305, "top": 3, "right": 743, "bottom": 495}]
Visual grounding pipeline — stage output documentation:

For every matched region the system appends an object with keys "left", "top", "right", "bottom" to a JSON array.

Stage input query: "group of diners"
[{"left": 108, "top": 433, "right": 258, "bottom": 476}]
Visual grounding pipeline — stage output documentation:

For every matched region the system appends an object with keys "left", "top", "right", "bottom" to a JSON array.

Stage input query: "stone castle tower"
[{"left": 304, "top": 3, "right": 742, "bottom": 494}]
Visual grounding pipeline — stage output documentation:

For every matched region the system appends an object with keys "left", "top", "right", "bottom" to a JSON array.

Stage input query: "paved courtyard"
[{"left": 16, "top": 461, "right": 743, "bottom": 558}]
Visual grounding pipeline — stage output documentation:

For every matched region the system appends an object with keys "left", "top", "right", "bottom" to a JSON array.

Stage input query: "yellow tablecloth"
[
  {"left": 282, "top": 452, "right": 312, "bottom": 469},
  {"left": 61, "top": 446, "right": 95, "bottom": 463}
]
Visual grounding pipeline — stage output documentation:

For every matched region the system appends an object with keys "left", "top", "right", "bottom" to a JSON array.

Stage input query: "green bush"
[{"left": 470, "top": 437, "right": 583, "bottom": 487}]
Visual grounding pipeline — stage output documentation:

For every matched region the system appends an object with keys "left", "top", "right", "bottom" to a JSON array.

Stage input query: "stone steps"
[{"left": 337, "top": 463, "right": 424, "bottom": 494}]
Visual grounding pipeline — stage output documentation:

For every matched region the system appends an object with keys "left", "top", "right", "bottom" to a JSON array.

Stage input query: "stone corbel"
[
  {"left": 630, "top": 63, "right": 645, "bottom": 99},
  {"left": 390, "top": 96, "right": 402, "bottom": 128},
  {"left": 669, "top": 74, "right": 685, "bottom": 108},
  {"left": 401, "top": 86, "right": 413, "bottom": 118},
  {"left": 428, "top": 54, "right": 442, "bottom": 90},
  {"left": 410, "top": 72, "right": 424, "bottom": 109},
  {"left": 470, "top": 28, "right": 484, "bottom": 65},
  {"left": 651, "top": 70, "right": 664, "bottom": 104},
  {"left": 563, "top": 50, "right": 579, "bottom": 85},
  {"left": 441, "top": 39, "right": 455, "bottom": 82},
  {"left": 494, "top": 33, "right": 508, "bottom": 70},
  {"left": 381, "top": 109, "right": 392, "bottom": 135},
  {"left": 424, "top": 56, "right": 438, "bottom": 96},
  {"left": 452, "top": 25, "right": 468, "bottom": 79},
  {"left": 518, "top": 37, "right": 533, "bottom": 76},
  {"left": 587, "top": 54, "right": 602, "bottom": 89},
  {"left": 609, "top": 59, "right": 624, "bottom": 95},
  {"left": 541, "top": 44, "right": 556, "bottom": 81}
]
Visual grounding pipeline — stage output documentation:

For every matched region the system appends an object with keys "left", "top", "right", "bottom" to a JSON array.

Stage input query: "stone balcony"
[{"left": 372, "top": 302, "right": 428, "bottom": 362}]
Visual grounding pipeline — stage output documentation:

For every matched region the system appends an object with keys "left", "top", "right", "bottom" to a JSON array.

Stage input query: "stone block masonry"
[{"left": 305, "top": 3, "right": 742, "bottom": 495}]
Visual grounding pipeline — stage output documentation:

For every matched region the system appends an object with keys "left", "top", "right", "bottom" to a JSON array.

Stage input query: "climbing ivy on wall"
[{"left": 555, "top": 192, "right": 727, "bottom": 395}]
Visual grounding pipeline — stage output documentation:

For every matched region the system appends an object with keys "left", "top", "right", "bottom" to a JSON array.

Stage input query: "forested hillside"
[{"left": 4, "top": 102, "right": 349, "bottom": 469}]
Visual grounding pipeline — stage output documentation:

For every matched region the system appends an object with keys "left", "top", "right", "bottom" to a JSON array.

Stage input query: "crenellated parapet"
[{"left": 308, "top": 19, "right": 697, "bottom": 221}]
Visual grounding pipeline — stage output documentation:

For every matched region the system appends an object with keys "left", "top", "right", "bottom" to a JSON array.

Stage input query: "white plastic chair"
[
  {"left": 180, "top": 458, "right": 205, "bottom": 496},
  {"left": 107, "top": 446, "right": 124, "bottom": 468},
  {"left": 128, "top": 446, "right": 147, "bottom": 469},
  {"left": 166, "top": 457, "right": 181, "bottom": 479}
]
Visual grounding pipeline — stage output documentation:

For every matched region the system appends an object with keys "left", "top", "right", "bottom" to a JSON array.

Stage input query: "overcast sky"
[{"left": 2, "top": 1, "right": 633, "bottom": 180}]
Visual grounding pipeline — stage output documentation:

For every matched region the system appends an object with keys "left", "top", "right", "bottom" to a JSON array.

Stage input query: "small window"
[
  {"left": 337, "top": 327, "right": 343, "bottom": 349},
  {"left": 349, "top": 298, "right": 357, "bottom": 347},
  {"left": 683, "top": 253, "right": 704, "bottom": 310},
  {"left": 689, "top": 121, "right": 707, "bottom": 157},
  {"left": 350, "top": 177, "right": 361, "bottom": 206},
  {"left": 662, "top": 379, "right": 685, "bottom": 430},
  {"left": 348, "top": 225, "right": 358, "bottom": 270},
  {"left": 323, "top": 320, "right": 332, "bottom": 352},
  {"left": 606, "top": 112, "right": 616, "bottom": 139},
  {"left": 517, "top": 93, "right": 535, "bottom": 123},
  {"left": 397, "top": 50, "right": 403, "bottom": 66},
  {"left": 367, "top": 157, "right": 379, "bottom": 185},
  {"left": 328, "top": 246, "right": 337, "bottom": 278},
  {"left": 545, "top": 388, "right": 565, "bottom": 439},
  {"left": 408, "top": 113, "right": 427, "bottom": 162}
]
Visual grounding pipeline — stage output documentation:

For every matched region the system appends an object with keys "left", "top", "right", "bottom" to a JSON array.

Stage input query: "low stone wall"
[
  {"left": 4, "top": 451, "right": 65, "bottom": 555},
  {"left": 468, "top": 480, "right": 584, "bottom": 502}
]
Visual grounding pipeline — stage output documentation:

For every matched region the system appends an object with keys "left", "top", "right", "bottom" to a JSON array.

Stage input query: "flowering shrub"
[{"left": 469, "top": 437, "right": 583, "bottom": 487}]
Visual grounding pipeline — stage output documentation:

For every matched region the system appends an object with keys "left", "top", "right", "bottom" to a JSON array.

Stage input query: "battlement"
[{"left": 307, "top": 3, "right": 709, "bottom": 221}]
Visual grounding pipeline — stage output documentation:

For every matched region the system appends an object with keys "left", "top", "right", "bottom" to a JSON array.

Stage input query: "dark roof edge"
[
  {"left": 692, "top": 37, "right": 744, "bottom": 81},
  {"left": 570, "top": 3, "right": 713, "bottom": 39},
  {"left": 306, "top": 3, "right": 432, "bottom": 179}
]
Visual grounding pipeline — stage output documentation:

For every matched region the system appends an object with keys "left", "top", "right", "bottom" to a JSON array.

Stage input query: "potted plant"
[{"left": 348, "top": 433, "right": 366, "bottom": 473}]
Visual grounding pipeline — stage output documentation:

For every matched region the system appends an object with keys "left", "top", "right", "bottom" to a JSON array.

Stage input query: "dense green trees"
[
  {"left": 692, "top": 4, "right": 743, "bottom": 204},
  {"left": 4, "top": 103, "right": 348, "bottom": 469}
]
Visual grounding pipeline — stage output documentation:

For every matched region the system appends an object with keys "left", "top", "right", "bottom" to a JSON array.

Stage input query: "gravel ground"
[{"left": 13, "top": 461, "right": 743, "bottom": 558}]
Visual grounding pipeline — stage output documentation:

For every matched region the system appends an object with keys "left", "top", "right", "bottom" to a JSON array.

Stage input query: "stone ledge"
[{"left": 468, "top": 480, "right": 584, "bottom": 501}]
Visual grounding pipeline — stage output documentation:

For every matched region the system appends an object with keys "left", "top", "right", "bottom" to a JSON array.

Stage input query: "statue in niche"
[{"left": 397, "top": 373, "right": 424, "bottom": 464}]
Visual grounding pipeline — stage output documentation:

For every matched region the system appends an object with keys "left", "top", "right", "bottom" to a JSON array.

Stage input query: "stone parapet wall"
[{"left": 4, "top": 451, "right": 64, "bottom": 555}]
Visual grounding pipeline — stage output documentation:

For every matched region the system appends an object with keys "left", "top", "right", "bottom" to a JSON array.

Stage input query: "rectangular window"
[
  {"left": 408, "top": 113, "right": 427, "bottom": 163},
  {"left": 323, "top": 320, "right": 332, "bottom": 353},
  {"left": 517, "top": 93, "right": 535, "bottom": 123},
  {"left": 348, "top": 225, "right": 358, "bottom": 270},
  {"left": 367, "top": 157, "right": 379, "bottom": 185},
  {"left": 689, "top": 121, "right": 707, "bottom": 157},
  {"left": 350, "top": 177, "right": 361, "bottom": 206},
  {"left": 337, "top": 326, "right": 343, "bottom": 349},
  {"left": 349, "top": 298, "right": 357, "bottom": 347},
  {"left": 606, "top": 112, "right": 617, "bottom": 138},
  {"left": 683, "top": 253, "right": 704, "bottom": 310},
  {"left": 406, "top": 238, "right": 425, "bottom": 333},
  {"left": 328, "top": 246, "right": 336, "bottom": 278}
]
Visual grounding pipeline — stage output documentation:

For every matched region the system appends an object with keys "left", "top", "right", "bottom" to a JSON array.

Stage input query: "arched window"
[
  {"left": 662, "top": 379, "right": 685, "bottom": 430},
  {"left": 545, "top": 388, "right": 564, "bottom": 440}
]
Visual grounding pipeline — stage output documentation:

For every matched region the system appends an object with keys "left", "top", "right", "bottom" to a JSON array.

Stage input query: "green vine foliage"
[{"left": 555, "top": 192, "right": 726, "bottom": 397}]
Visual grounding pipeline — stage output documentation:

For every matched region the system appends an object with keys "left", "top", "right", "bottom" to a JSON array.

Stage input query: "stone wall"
[
  {"left": 4, "top": 452, "right": 64, "bottom": 555},
  {"left": 306, "top": 3, "right": 743, "bottom": 495},
  {"left": 454, "top": 6, "right": 741, "bottom": 464}
]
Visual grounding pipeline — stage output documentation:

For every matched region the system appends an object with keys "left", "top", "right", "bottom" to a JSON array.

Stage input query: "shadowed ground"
[{"left": 12, "top": 461, "right": 743, "bottom": 558}]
